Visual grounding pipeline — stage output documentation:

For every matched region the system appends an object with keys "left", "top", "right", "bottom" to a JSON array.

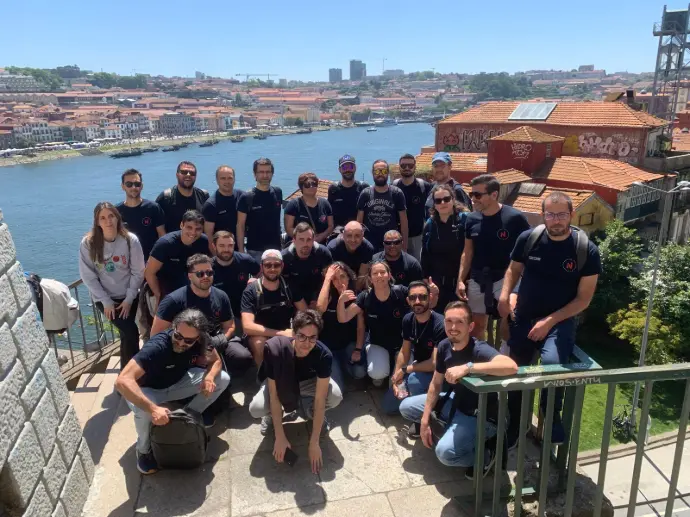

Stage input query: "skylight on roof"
[{"left": 508, "top": 102, "right": 557, "bottom": 121}]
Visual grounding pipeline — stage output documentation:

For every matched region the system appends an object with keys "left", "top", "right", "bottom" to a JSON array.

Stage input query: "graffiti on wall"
[
  {"left": 511, "top": 143, "right": 532, "bottom": 160},
  {"left": 440, "top": 127, "right": 503, "bottom": 152},
  {"left": 577, "top": 133, "right": 639, "bottom": 159}
]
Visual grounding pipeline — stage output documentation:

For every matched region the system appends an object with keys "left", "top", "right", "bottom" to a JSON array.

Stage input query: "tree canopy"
[{"left": 468, "top": 72, "right": 531, "bottom": 100}]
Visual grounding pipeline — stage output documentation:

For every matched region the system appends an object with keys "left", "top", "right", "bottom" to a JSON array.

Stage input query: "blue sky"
[{"left": 0, "top": 0, "right": 675, "bottom": 80}]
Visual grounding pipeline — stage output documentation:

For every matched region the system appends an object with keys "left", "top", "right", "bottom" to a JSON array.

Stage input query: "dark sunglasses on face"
[
  {"left": 263, "top": 262, "right": 282, "bottom": 270},
  {"left": 193, "top": 270, "right": 214, "bottom": 278},
  {"left": 469, "top": 191, "right": 488, "bottom": 199},
  {"left": 179, "top": 170, "right": 196, "bottom": 177},
  {"left": 383, "top": 239, "right": 403, "bottom": 246},
  {"left": 434, "top": 195, "right": 453, "bottom": 205},
  {"left": 124, "top": 181, "right": 142, "bottom": 188},
  {"left": 408, "top": 293, "right": 428, "bottom": 302},
  {"left": 340, "top": 163, "right": 355, "bottom": 173},
  {"left": 373, "top": 169, "right": 388, "bottom": 176},
  {"left": 303, "top": 180, "right": 318, "bottom": 188},
  {"left": 173, "top": 331, "right": 198, "bottom": 345},
  {"left": 399, "top": 163, "right": 415, "bottom": 170}
]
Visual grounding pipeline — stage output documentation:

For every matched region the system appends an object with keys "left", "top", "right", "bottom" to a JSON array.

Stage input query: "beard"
[
  {"left": 412, "top": 303, "right": 428, "bottom": 314},
  {"left": 263, "top": 272, "right": 280, "bottom": 282},
  {"left": 400, "top": 170, "right": 415, "bottom": 178},
  {"left": 217, "top": 251, "right": 233, "bottom": 262},
  {"left": 373, "top": 176, "right": 388, "bottom": 187},
  {"left": 341, "top": 171, "right": 355, "bottom": 181},
  {"left": 546, "top": 224, "right": 569, "bottom": 237}
]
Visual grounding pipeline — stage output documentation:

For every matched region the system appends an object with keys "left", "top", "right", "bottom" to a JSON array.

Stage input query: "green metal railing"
[{"left": 455, "top": 359, "right": 690, "bottom": 517}]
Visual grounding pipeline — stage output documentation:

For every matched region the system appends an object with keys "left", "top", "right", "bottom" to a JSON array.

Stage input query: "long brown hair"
[
  {"left": 428, "top": 183, "right": 468, "bottom": 219},
  {"left": 86, "top": 202, "right": 130, "bottom": 264}
]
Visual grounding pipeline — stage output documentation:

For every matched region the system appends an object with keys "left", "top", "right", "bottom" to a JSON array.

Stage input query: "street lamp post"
[{"left": 627, "top": 180, "right": 690, "bottom": 439}]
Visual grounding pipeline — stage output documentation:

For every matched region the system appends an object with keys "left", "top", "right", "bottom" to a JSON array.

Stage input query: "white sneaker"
[{"left": 372, "top": 378, "right": 385, "bottom": 388}]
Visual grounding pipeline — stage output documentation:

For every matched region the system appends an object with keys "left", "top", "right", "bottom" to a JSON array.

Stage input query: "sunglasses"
[
  {"left": 178, "top": 170, "right": 197, "bottom": 177},
  {"left": 303, "top": 180, "right": 319, "bottom": 188},
  {"left": 383, "top": 239, "right": 403, "bottom": 246},
  {"left": 295, "top": 332, "right": 318, "bottom": 344},
  {"left": 124, "top": 181, "right": 142, "bottom": 188},
  {"left": 408, "top": 293, "right": 428, "bottom": 302},
  {"left": 173, "top": 331, "right": 198, "bottom": 345},
  {"left": 373, "top": 169, "right": 388, "bottom": 176},
  {"left": 339, "top": 163, "right": 355, "bottom": 172},
  {"left": 469, "top": 191, "right": 488, "bottom": 199},
  {"left": 263, "top": 262, "right": 282, "bottom": 270},
  {"left": 434, "top": 195, "right": 453, "bottom": 205},
  {"left": 399, "top": 163, "right": 415, "bottom": 170},
  {"left": 193, "top": 270, "right": 214, "bottom": 278}
]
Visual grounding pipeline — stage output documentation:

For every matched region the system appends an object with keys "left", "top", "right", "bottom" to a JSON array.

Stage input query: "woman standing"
[
  {"left": 421, "top": 184, "right": 468, "bottom": 311},
  {"left": 315, "top": 262, "right": 365, "bottom": 390},
  {"left": 284, "top": 172, "right": 334, "bottom": 243},
  {"left": 79, "top": 202, "right": 145, "bottom": 366}
]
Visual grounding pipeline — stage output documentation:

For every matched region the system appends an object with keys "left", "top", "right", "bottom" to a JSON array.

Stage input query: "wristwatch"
[
  {"left": 466, "top": 362, "right": 474, "bottom": 375},
  {"left": 402, "top": 365, "right": 409, "bottom": 375}
]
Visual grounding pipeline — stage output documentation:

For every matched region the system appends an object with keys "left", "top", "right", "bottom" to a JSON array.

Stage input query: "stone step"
[{"left": 71, "top": 372, "right": 104, "bottom": 428}]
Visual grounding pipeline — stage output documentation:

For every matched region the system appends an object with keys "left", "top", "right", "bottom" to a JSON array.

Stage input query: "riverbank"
[{"left": 0, "top": 125, "right": 348, "bottom": 168}]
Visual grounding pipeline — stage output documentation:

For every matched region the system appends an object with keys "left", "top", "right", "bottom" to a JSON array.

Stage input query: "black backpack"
[
  {"left": 162, "top": 186, "right": 209, "bottom": 213},
  {"left": 150, "top": 408, "right": 209, "bottom": 469},
  {"left": 524, "top": 224, "right": 589, "bottom": 270}
]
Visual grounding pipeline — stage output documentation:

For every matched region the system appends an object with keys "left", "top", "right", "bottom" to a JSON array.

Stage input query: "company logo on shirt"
[
  {"left": 393, "top": 308, "right": 402, "bottom": 318},
  {"left": 219, "top": 210, "right": 227, "bottom": 215},
  {"left": 562, "top": 258, "right": 577, "bottom": 273},
  {"left": 497, "top": 229, "right": 510, "bottom": 241},
  {"left": 319, "top": 215, "right": 327, "bottom": 222},
  {"left": 427, "top": 340, "right": 434, "bottom": 349},
  {"left": 214, "top": 310, "right": 220, "bottom": 318},
  {"left": 412, "top": 196, "right": 421, "bottom": 204},
  {"left": 142, "top": 216, "right": 152, "bottom": 226},
  {"left": 396, "top": 273, "right": 405, "bottom": 280},
  {"left": 238, "top": 273, "right": 246, "bottom": 282}
]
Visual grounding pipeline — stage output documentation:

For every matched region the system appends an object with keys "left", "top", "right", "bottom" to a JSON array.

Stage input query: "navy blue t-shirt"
[
  {"left": 116, "top": 199, "right": 165, "bottom": 260},
  {"left": 320, "top": 289, "right": 357, "bottom": 351},
  {"left": 149, "top": 231, "right": 210, "bottom": 296},
  {"left": 402, "top": 310, "right": 446, "bottom": 363},
  {"left": 356, "top": 186, "right": 407, "bottom": 251},
  {"left": 281, "top": 243, "right": 333, "bottom": 304},
  {"left": 212, "top": 253, "right": 260, "bottom": 316},
  {"left": 237, "top": 186, "right": 283, "bottom": 251},
  {"left": 202, "top": 189, "right": 245, "bottom": 234},
  {"left": 511, "top": 228, "right": 602, "bottom": 320},
  {"left": 327, "top": 237, "right": 375, "bottom": 275},
  {"left": 263, "top": 338, "right": 333, "bottom": 382},
  {"left": 157, "top": 285, "right": 233, "bottom": 336},
  {"left": 372, "top": 251, "right": 423, "bottom": 288},
  {"left": 393, "top": 178, "right": 432, "bottom": 237},
  {"left": 465, "top": 205, "right": 530, "bottom": 281},
  {"left": 435, "top": 337, "right": 498, "bottom": 417},
  {"left": 328, "top": 180, "right": 369, "bottom": 227},
  {"left": 355, "top": 285, "right": 409, "bottom": 351},
  {"left": 240, "top": 279, "right": 303, "bottom": 331},
  {"left": 155, "top": 186, "right": 209, "bottom": 234},
  {"left": 134, "top": 329, "right": 206, "bottom": 389},
  {"left": 284, "top": 197, "right": 333, "bottom": 235}
]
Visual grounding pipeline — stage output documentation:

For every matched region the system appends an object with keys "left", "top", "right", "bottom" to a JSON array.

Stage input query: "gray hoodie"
[{"left": 78, "top": 232, "right": 145, "bottom": 306}]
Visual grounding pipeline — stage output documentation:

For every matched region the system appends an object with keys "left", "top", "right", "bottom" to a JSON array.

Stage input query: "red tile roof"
[
  {"left": 440, "top": 101, "right": 668, "bottom": 128},
  {"left": 493, "top": 169, "right": 532, "bottom": 184},
  {"left": 512, "top": 186, "right": 597, "bottom": 213},
  {"left": 415, "top": 152, "right": 487, "bottom": 173},
  {"left": 490, "top": 126, "right": 564, "bottom": 143},
  {"left": 285, "top": 178, "right": 334, "bottom": 201}
]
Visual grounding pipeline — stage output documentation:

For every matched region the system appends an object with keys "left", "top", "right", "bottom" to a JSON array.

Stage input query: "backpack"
[
  {"left": 523, "top": 225, "right": 589, "bottom": 271},
  {"left": 162, "top": 186, "right": 209, "bottom": 213},
  {"left": 393, "top": 177, "right": 426, "bottom": 193},
  {"left": 254, "top": 276, "right": 293, "bottom": 312},
  {"left": 150, "top": 408, "right": 209, "bottom": 470}
]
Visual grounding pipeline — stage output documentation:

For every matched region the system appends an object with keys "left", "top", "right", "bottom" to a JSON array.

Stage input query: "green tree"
[
  {"left": 89, "top": 72, "right": 117, "bottom": 88},
  {"left": 6, "top": 66, "right": 63, "bottom": 91},
  {"left": 608, "top": 305, "right": 681, "bottom": 365},
  {"left": 55, "top": 65, "right": 81, "bottom": 78},
  {"left": 116, "top": 75, "right": 147, "bottom": 89}
]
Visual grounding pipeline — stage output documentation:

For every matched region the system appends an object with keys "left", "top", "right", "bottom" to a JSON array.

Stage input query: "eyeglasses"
[
  {"left": 339, "top": 163, "right": 355, "bottom": 173},
  {"left": 373, "top": 169, "right": 388, "bottom": 177},
  {"left": 178, "top": 170, "right": 197, "bottom": 177},
  {"left": 383, "top": 239, "right": 403, "bottom": 246},
  {"left": 399, "top": 163, "right": 415, "bottom": 170},
  {"left": 193, "top": 270, "right": 214, "bottom": 278},
  {"left": 173, "top": 331, "right": 198, "bottom": 345},
  {"left": 303, "top": 180, "right": 319, "bottom": 188},
  {"left": 263, "top": 262, "right": 282, "bottom": 270},
  {"left": 544, "top": 212, "right": 570, "bottom": 221},
  {"left": 295, "top": 332, "right": 318, "bottom": 344},
  {"left": 469, "top": 191, "right": 488, "bottom": 199},
  {"left": 408, "top": 293, "right": 428, "bottom": 302},
  {"left": 434, "top": 195, "right": 453, "bottom": 205},
  {"left": 124, "top": 181, "right": 142, "bottom": 188}
]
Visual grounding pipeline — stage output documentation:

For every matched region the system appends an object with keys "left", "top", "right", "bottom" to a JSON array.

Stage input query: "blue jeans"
[
  {"left": 327, "top": 342, "right": 367, "bottom": 391},
  {"left": 381, "top": 371, "right": 434, "bottom": 415},
  {"left": 127, "top": 368, "right": 231, "bottom": 454},
  {"left": 400, "top": 392, "right": 497, "bottom": 467}
]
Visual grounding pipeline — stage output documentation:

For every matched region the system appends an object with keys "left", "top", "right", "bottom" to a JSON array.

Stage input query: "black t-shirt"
[
  {"left": 320, "top": 289, "right": 357, "bottom": 351},
  {"left": 511, "top": 228, "right": 602, "bottom": 320},
  {"left": 421, "top": 212, "right": 467, "bottom": 279},
  {"left": 327, "top": 237, "right": 375, "bottom": 275},
  {"left": 328, "top": 180, "right": 370, "bottom": 227},
  {"left": 240, "top": 279, "right": 302, "bottom": 331},
  {"left": 116, "top": 199, "right": 165, "bottom": 260},
  {"left": 212, "top": 253, "right": 260, "bottom": 316},
  {"left": 355, "top": 285, "right": 409, "bottom": 351},
  {"left": 149, "top": 231, "right": 210, "bottom": 295},
  {"left": 356, "top": 186, "right": 407, "bottom": 250},
  {"left": 284, "top": 198, "right": 333, "bottom": 235},
  {"left": 236, "top": 187, "right": 283, "bottom": 251},
  {"left": 134, "top": 329, "right": 206, "bottom": 389},
  {"left": 282, "top": 243, "right": 333, "bottom": 304},
  {"left": 157, "top": 286, "right": 232, "bottom": 336},
  {"left": 156, "top": 186, "right": 210, "bottom": 234},
  {"left": 435, "top": 337, "right": 498, "bottom": 418},
  {"left": 202, "top": 189, "right": 245, "bottom": 234},
  {"left": 465, "top": 205, "right": 530, "bottom": 281},
  {"left": 264, "top": 339, "right": 333, "bottom": 382},
  {"left": 425, "top": 180, "right": 473, "bottom": 214},
  {"left": 393, "top": 178, "right": 432, "bottom": 237},
  {"left": 402, "top": 311, "right": 446, "bottom": 363},
  {"left": 372, "top": 251, "right": 423, "bottom": 288}
]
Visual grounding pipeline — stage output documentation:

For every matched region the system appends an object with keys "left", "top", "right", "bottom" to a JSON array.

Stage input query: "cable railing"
[{"left": 455, "top": 359, "right": 690, "bottom": 517}]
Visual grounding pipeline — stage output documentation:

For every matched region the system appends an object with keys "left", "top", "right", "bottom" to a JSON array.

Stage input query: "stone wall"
[{"left": 0, "top": 210, "right": 93, "bottom": 517}]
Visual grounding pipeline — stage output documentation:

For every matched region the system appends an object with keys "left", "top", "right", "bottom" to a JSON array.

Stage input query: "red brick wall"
[{"left": 487, "top": 140, "right": 564, "bottom": 174}]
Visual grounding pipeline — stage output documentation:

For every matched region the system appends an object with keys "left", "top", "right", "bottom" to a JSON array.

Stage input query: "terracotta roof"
[
  {"left": 533, "top": 156, "right": 666, "bottom": 191},
  {"left": 672, "top": 129, "right": 690, "bottom": 152},
  {"left": 493, "top": 169, "right": 532, "bottom": 184},
  {"left": 284, "top": 178, "right": 334, "bottom": 202},
  {"left": 440, "top": 101, "right": 668, "bottom": 128},
  {"left": 490, "top": 126, "right": 564, "bottom": 143},
  {"left": 415, "top": 152, "right": 487, "bottom": 173},
  {"left": 511, "top": 186, "right": 596, "bottom": 213}
]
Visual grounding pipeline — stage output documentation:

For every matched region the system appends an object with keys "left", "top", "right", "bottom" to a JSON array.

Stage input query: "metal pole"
[{"left": 630, "top": 191, "right": 673, "bottom": 437}]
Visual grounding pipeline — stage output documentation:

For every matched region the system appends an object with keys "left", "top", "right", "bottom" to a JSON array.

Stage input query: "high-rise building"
[
  {"left": 350, "top": 60, "right": 366, "bottom": 81},
  {"left": 195, "top": 71, "right": 206, "bottom": 80},
  {"left": 329, "top": 68, "right": 343, "bottom": 83},
  {"left": 279, "top": 78, "right": 288, "bottom": 87}
]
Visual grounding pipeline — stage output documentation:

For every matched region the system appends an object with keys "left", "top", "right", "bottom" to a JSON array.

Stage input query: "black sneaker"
[
  {"left": 137, "top": 451, "right": 158, "bottom": 475},
  {"left": 464, "top": 447, "right": 496, "bottom": 480},
  {"left": 202, "top": 412, "right": 215, "bottom": 429},
  {"left": 406, "top": 422, "right": 421, "bottom": 439}
]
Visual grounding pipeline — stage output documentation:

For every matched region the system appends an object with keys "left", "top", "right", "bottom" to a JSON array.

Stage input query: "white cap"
[{"left": 261, "top": 249, "right": 283, "bottom": 262}]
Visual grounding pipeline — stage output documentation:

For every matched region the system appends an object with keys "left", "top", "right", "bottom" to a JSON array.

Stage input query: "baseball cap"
[
  {"left": 432, "top": 152, "right": 452, "bottom": 164},
  {"left": 339, "top": 154, "right": 356, "bottom": 167},
  {"left": 261, "top": 249, "right": 283, "bottom": 263}
]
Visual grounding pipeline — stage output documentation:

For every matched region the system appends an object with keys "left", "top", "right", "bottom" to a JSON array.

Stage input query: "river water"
[{"left": 0, "top": 124, "right": 434, "bottom": 283}]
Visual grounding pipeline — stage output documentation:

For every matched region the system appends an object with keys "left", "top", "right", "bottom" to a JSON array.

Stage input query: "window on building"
[{"left": 578, "top": 213, "right": 594, "bottom": 226}]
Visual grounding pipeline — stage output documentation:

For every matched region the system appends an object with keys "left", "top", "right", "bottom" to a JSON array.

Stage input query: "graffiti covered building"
[{"left": 435, "top": 101, "right": 668, "bottom": 164}]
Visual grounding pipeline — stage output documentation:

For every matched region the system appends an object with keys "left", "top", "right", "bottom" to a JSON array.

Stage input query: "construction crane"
[{"left": 235, "top": 73, "right": 277, "bottom": 82}]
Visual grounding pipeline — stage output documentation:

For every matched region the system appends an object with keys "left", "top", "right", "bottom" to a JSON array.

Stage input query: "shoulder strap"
[
  {"left": 244, "top": 188, "right": 256, "bottom": 214},
  {"left": 524, "top": 224, "right": 546, "bottom": 258},
  {"left": 571, "top": 226, "right": 589, "bottom": 270},
  {"left": 194, "top": 189, "right": 209, "bottom": 212},
  {"left": 416, "top": 178, "right": 425, "bottom": 191},
  {"left": 254, "top": 279, "right": 263, "bottom": 310},
  {"left": 300, "top": 197, "right": 317, "bottom": 231},
  {"left": 163, "top": 187, "right": 173, "bottom": 205},
  {"left": 280, "top": 276, "right": 292, "bottom": 305}
]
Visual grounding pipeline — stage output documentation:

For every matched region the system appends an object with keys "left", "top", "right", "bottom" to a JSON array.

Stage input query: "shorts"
[{"left": 467, "top": 277, "right": 504, "bottom": 315}]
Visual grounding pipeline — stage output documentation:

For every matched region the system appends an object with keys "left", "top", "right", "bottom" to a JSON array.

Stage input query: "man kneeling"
[
  {"left": 249, "top": 310, "right": 343, "bottom": 473},
  {"left": 399, "top": 301, "right": 517, "bottom": 479},
  {"left": 115, "top": 308, "right": 230, "bottom": 475}
]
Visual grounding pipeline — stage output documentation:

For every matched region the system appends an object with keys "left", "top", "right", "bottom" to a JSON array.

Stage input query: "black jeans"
[{"left": 96, "top": 297, "right": 140, "bottom": 367}]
